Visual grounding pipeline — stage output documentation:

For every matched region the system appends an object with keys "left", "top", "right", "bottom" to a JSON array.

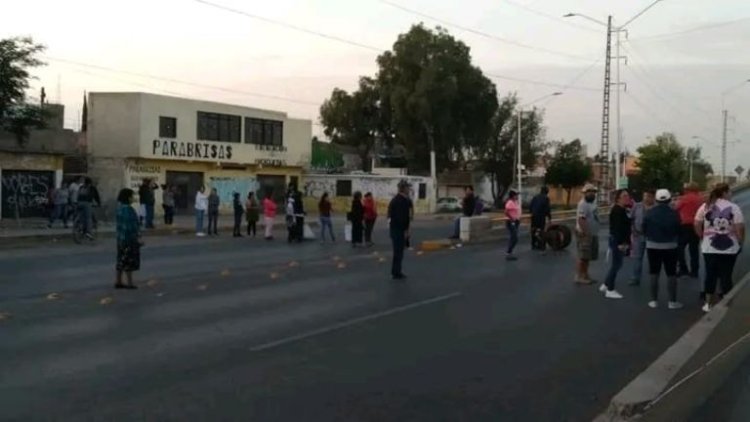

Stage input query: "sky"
[{"left": 3, "top": 0, "right": 750, "bottom": 175}]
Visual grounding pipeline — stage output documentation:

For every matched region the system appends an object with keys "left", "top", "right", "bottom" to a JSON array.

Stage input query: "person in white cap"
[
  {"left": 643, "top": 188, "right": 683, "bottom": 309},
  {"left": 574, "top": 183, "right": 600, "bottom": 284}
]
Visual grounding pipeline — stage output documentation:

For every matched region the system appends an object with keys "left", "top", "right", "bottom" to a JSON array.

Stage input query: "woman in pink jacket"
[{"left": 262, "top": 191, "right": 277, "bottom": 240}]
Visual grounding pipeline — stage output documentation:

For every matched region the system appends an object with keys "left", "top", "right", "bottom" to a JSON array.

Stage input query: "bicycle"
[{"left": 72, "top": 206, "right": 99, "bottom": 244}]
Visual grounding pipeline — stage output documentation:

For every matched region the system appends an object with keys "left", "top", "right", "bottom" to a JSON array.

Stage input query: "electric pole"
[
  {"left": 599, "top": 16, "right": 613, "bottom": 202},
  {"left": 722, "top": 109, "right": 728, "bottom": 182}
]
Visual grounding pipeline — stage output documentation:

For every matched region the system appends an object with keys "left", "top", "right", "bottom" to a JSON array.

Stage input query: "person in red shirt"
[
  {"left": 675, "top": 182, "right": 703, "bottom": 278},
  {"left": 363, "top": 192, "right": 378, "bottom": 246}
]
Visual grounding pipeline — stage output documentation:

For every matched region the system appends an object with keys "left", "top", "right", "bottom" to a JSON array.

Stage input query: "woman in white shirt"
[
  {"left": 694, "top": 183, "right": 745, "bottom": 312},
  {"left": 195, "top": 186, "right": 209, "bottom": 237}
]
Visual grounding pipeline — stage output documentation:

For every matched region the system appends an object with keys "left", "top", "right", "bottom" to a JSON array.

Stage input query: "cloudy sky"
[{"left": 4, "top": 0, "right": 750, "bottom": 174}]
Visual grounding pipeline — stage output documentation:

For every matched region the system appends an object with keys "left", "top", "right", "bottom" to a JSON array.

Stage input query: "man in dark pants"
[
  {"left": 388, "top": 180, "right": 412, "bottom": 280},
  {"left": 529, "top": 186, "right": 552, "bottom": 251}
]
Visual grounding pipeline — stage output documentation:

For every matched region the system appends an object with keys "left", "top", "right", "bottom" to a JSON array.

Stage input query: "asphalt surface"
[{"left": 0, "top": 206, "right": 744, "bottom": 421}]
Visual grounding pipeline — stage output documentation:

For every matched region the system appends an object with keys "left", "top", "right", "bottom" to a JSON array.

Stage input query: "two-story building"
[{"left": 87, "top": 92, "right": 312, "bottom": 214}]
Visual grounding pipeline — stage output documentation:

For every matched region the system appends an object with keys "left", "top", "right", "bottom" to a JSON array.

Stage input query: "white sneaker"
[
  {"left": 197, "top": 232, "right": 206, "bottom": 237},
  {"left": 648, "top": 301, "right": 658, "bottom": 308},
  {"left": 668, "top": 302, "right": 684, "bottom": 310},
  {"left": 702, "top": 303, "right": 711, "bottom": 313},
  {"left": 605, "top": 290, "right": 624, "bottom": 299},
  {"left": 599, "top": 284, "right": 608, "bottom": 293}
]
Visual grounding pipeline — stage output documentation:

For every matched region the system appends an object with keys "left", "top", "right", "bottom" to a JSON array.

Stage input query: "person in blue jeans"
[
  {"left": 630, "top": 190, "right": 655, "bottom": 285},
  {"left": 318, "top": 192, "right": 335, "bottom": 242},
  {"left": 602, "top": 189, "right": 631, "bottom": 299}
]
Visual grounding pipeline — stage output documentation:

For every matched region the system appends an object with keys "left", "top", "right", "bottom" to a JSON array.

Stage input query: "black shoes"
[{"left": 392, "top": 274, "right": 407, "bottom": 280}]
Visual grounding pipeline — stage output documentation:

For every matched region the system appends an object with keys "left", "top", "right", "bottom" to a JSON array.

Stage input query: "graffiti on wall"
[
  {"left": 1, "top": 170, "right": 54, "bottom": 218},
  {"left": 303, "top": 179, "right": 335, "bottom": 198},
  {"left": 209, "top": 177, "right": 259, "bottom": 206}
]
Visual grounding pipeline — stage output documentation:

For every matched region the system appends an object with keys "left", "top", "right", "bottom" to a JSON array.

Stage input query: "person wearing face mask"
[{"left": 575, "top": 184, "right": 600, "bottom": 284}]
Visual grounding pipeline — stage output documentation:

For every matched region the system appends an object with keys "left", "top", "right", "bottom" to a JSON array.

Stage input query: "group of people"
[
  {"left": 47, "top": 176, "right": 100, "bottom": 238},
  {"left": 114, "top": 179, "right": 416, "bottom": 288},
  {"left": 577, "top": 182, "right": 745, "bottom": 312},
  {"left": 193, "top": 186, "right": 273, "bottom": 239}
]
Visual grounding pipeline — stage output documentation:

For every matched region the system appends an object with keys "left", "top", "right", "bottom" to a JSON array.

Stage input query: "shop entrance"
[
  {"left": 256, "top": 174, "right": 287, "bottom": 204},
  {"left": 166, "top": 171, "right": 204, "bottom": 213}
]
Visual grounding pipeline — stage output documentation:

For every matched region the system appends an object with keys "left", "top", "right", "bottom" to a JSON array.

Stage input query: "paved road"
[{"left": 0, "top": 202, "right": 746, "bottom": 421}]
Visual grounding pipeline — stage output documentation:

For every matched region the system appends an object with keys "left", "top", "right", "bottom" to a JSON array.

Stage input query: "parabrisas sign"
[{"left": 152, "top": 139, "right": 233, "bottom": 161}]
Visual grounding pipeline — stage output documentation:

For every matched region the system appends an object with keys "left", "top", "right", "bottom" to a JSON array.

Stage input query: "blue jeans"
[
  {"left": 605, "top": 236, "right": 625, "bottom": 290},
  {"left": 195, "top": 210, "right": 205, "bottom": 233},
  {"left": 506, "top": 220, "right": 519, "bottom": 254},
  {"left": 144, "top": 204, "right": 155, "bottom": 228},
  {"left": 632, "top": 236, "right": 646, "bottom": 282},
  {"left": 320, "top": 216, "right": 335, "bottom": 241},
  {"left": 77, "top": 202, "right": 92, "bottom": 235},
  {"left": 48, "top": 204, "right": 68, "bottom": 227}
]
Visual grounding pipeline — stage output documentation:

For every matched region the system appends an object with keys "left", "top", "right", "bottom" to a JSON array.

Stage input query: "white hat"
[{"left": 655, "top": 189, "right": 671, "bottom": 202}]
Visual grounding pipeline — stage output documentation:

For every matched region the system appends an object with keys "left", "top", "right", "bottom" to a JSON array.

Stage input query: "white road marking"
[{"left": 249, "top": 291, "right": 463, "bottom": 352}]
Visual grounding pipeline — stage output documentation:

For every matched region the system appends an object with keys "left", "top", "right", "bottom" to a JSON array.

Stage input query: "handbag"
[{"left": 344, "top": 223, "right": 353, "bottom": 242}]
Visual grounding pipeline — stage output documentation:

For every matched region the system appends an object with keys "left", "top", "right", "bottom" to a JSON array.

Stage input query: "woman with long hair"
[
  {"left": 318, "top": 192, "right": 335, "bottom": 242},
  {"left": 115, "top": 188, "right": 141, "bottom": 289},
  {"left": 350, "top": 191, "right": 365, "bottom": 247},
  {"left": 695, "top": 183, "right": 745, "bottom": 312},
  {"left": 245, "top": 192, "right": 259, "bottom": 237},
  {"left": 363, "top": 192, "right": 378, "bottom": 246},
  {"left": 504, "top": 190, "right": 521, "bottom": 260}
]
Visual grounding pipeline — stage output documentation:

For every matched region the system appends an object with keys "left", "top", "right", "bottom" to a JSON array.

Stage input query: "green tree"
[
  {"left": 310, "top": 136, "right": 344, "bottom": 171},
  {"left": 685, "top": 146, "right": 713, "bottom": 190},
  {"left": 636, "top": 133, "right": 687, "bottom": 192},
  {"left": 376, "top": 24, "right": 498, "bottom": 173},
  {"left": 472, "top": 93, "right": 545, "bottom": 203},
  {"left": 319, "top": 77, "right": 383, "bottom": 171},
  {"left": 0, "top": 37, "right": 46, "bottom": 145},
  {"left": 545, "top": 139, "right": 592, "bottom": 206}
]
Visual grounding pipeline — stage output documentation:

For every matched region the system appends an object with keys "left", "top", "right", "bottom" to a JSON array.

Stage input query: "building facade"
[
  {"left": 302, "top": 173, "right": 433, "bottom": 215},
  {"left": 87, "top": 93, "right": 312, "bottom": 214},
  {"left": 0, "top": 104, "right": 77, "bottom": 220}
]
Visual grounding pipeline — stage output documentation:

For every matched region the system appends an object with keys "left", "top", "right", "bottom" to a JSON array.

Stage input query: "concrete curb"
[{"left": 595, "top": 270, "right": 750, "bottom": 421}]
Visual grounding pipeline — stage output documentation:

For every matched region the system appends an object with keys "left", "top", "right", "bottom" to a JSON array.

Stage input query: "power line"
[
  {"left": 194, "top": 0, "right": 603, "bottom": 91},
  {"left": 44, "top": 56, "right": 322, "bottom": 107},
  {"left": 378, "top": 0, "right": 596, "bottom": 62},
  {"left": 629, "top": 16, "right": 750, "bottom": 42},
  {"left": 624, "top": 90, "right": 672, "bottom": 129},
  {"left": 499, "top": 0, "right": 602, "bottom": 34},
  {"left": 193, "top": 0, "right": 384, "bottom": 52}
]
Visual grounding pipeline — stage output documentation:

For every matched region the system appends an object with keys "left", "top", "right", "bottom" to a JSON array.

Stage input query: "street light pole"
[
  {"left": 565, "top": 0, "right": 664, "bottom": 190},
  {"left": 720, "top": 79, "right": 749, "bottom": 182}
]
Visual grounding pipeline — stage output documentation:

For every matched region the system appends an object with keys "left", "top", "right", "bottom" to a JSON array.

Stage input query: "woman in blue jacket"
[{"left": 643, "top": 189, "right": 683, "bottom": 309}]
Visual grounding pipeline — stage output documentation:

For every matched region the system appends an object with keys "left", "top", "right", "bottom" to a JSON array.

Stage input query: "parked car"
[{"left": 437, "top": 197, "right": 462, "bottom": 213}]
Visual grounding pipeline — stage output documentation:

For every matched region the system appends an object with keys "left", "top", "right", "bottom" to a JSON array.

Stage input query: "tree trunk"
[{"left": 565, "top": 188, "right": 572, "bottom": 208}]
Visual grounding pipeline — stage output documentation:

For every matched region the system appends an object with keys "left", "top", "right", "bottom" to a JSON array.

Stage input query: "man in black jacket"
[
  {"left": 529, "top": 186, "right": 552, "bottom": 251},
  {"left": 389, "top": 180, "right": 412, "bottom": 280}
]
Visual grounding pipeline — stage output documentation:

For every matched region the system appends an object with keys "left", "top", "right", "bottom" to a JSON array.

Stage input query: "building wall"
[
  {"left": 89, "top": 157, "right": 303, "bottom": 216},
  {"left": 89, "top": 92, "right": 312, "bottom": 168},
  {"left": 0, "top": 152, "right": 64, "bottom": 219},
  {"left": 302, "top": 174, "right": 433, "bottom": 215},
  {"left": 88, "top": 93, "right": 141, "bottom": 158}
]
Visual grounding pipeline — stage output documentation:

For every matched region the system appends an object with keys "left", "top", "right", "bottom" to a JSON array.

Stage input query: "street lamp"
[
  {"left": 517, "top": 92, "right": 562, "bottom": 201},
  {"left": 565, "top": 0, "right": 664, "bottom": 189}
]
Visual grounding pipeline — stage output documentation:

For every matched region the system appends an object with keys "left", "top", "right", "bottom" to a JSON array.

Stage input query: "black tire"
[{"left": 545, "top": 224, "right": 572, "bottom": 250}]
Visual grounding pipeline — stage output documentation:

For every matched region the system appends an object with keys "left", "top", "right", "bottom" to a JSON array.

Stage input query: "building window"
[
  {"left": 336, "top": 180, "right": 352, "bottom": 197},
  {"left": 159, "top": 116, "right": 177, "bottom": 138},
  {"left": 418, "top": 183, "right": 427, "bottom": 199},
  {"left": 245, "top": 117, "right": 283, "bottom": 146},
  {"left": 197, "top": 112, "right": 241, "bottom": 143}
]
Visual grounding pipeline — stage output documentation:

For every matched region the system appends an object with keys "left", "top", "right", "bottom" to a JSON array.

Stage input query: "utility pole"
[
  {"left": 517, "top": 110, "right": 522, "bottom": 201},
  {"left": 722, "top": 109, "right": 728, "bottom": 182},
  {"left": 600, "top": 16, "right": 613, "bottom": 202},
  {"left": 615, "top": 25, "right": 622, "bottom": 189}
]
